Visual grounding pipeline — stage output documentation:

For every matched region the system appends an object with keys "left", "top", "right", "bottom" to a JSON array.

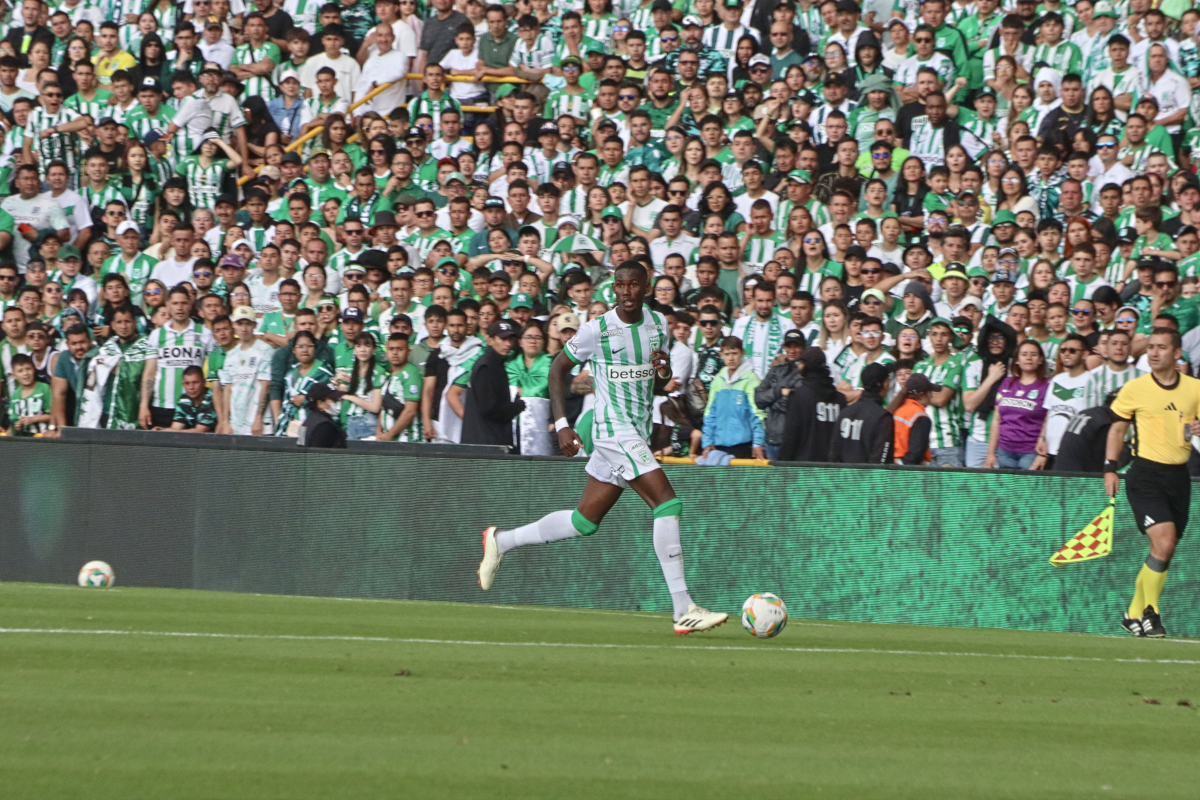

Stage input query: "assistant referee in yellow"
[{"left": 1106, "top": 328, "right": 1200, "bottom": 638}]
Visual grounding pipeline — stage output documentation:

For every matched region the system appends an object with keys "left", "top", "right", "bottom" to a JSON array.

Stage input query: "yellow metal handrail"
[{"left": 237, "top": 73, "right": 531, "bottom": 185}]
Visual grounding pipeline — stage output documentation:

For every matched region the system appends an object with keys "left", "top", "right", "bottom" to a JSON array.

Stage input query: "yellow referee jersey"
[{"left": 1110, "top": 373, "right": 1200, "bottom": 465}]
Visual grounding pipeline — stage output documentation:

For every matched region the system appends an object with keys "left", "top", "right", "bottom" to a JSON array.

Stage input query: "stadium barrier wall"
[{"left": 2, "top": 435, "right": 1197, "bottom": 637}]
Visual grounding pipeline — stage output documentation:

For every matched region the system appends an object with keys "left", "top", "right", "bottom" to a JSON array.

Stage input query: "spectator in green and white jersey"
[
  {"left": 167, "top": 365, "right": 216, "bottom": 431},
  {"left": 909, "top": 318, "right": 965, "bottom": 466},
  {"left": 259, "top": 279, "right": 302, "bottom": 348},
  {"left": 139, "top": 284, "right": 216, "bottom": 429},
  {"left": 376, "top": 332, "right": 423, "bottom": 441},
  {"left": 4, "top": 353, "right": 52, "bottom": 435}
]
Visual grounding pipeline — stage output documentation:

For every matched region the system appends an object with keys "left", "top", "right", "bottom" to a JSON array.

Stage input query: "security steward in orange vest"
[{"left": 893, "top": 373, "right": 937, "bottom": 465}]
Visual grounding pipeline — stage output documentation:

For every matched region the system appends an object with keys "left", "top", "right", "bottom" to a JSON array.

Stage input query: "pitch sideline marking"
[{"left": 1, "top": 627, "right": 1198, "bottom": 666}]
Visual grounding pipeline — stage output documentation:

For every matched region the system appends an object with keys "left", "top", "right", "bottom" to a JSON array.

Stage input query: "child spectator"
[{"left": 700, "top": 336, "right": 766, "bottom": 461}]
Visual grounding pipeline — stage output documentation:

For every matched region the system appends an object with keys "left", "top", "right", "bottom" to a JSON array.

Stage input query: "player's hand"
[
  {"left": 1104, "top": 471, "right": 1119, "bottom": 498},
  {"left": 558, "top": 426, "right": 582, "bottom": 456},
  {"left": 650, "top": 348, "right": 670, "bottom": 378}
]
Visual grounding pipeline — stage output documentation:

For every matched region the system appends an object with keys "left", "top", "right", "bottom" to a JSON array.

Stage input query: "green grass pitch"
[{"left": 3, "top": 582, "right": 1200, "bottom": 799}]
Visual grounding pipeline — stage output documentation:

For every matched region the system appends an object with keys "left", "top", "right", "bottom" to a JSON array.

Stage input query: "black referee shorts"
[{"left": 1126, "top": 458, "right": 1192, "bottom": 537}]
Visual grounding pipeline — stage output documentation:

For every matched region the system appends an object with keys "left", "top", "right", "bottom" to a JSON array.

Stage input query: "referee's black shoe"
[
  {"left": 1141, "top": 606, "right": 1167, "bottom": 638},
  {"left": 1122, "top": 612, "right": 1146, "bottom": 637}
]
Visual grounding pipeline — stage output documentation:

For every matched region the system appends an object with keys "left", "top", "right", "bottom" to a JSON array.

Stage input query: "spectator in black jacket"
[
  {"left": 755, "top": 329, "right": 807, "bottom": 460},
  {"left": 460, "top": 320, "right": 526, "bottom": 449},
  {"left": 1053, "top": 392, "right": 1121, "bottom": 473},
  {"left": 3, "top": 1, "right": 54, "bottom": 68},
  {"left": 832, "top": 362, "right": 894, "bottom": 463},
  {"left": 297, "top": 383, "right": 348, "bottom": 448},
  {"left": 776, "top": 347, "right": 845, "bottom": 462}
]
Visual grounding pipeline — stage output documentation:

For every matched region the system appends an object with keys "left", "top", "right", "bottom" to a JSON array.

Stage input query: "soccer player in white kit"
[{"left": 477, "top": 261, "right": 728, "bottom": 635}]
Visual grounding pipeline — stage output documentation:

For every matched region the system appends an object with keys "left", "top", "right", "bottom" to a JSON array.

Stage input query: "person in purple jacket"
[{"left": 984, "top": 340, "right": 1049, "bottom": 469}]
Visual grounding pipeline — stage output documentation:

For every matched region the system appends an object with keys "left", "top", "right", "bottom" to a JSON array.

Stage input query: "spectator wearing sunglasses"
[
  {"left": 1032, "top": 333, "right": 1090, "bottom": 469},
  {"left": 1138, "top": 263, "right": 1199, "bottom": 337}
]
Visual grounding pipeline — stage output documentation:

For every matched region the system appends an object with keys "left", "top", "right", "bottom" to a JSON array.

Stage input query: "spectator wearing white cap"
[{"left": 266, "top": 69, "right": 304, "bottom": 144}]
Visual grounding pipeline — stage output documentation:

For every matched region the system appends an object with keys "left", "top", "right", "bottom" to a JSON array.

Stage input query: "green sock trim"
[
  {"left": 653, "top": 498, "right": 683, "bottom": 519},
  {"left": 572, "top": 509, "right": 599, "bottom": 536}
]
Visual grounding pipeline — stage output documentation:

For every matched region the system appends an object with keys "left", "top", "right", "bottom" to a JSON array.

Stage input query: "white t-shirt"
[
  {"left": 218, "top": 339, "right": 273, "bottom": 434},
  {"left": 48, "top": 188, "right": 93, "bottom": 245},
  {"left": 440, "top": 48, "right": 485, "bottom": 100},
  {"left": 355, "top": 50, "right": 409, "bottom": 111},
  {"left": 618, "top": 197, "right": 666, "bottom": 233},
  {"left": 1, "top": 192, "right": 69, "bottom": 270},
  {"left": 1042, "top": 370, "right": 1090, "bottom": 455},
  {"left": 150, "top": 257, "right": 198, "bottom": 288}
]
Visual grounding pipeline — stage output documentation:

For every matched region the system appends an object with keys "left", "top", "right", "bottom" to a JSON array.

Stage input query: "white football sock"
[
  {"left": 653, "top": 514, "right": 693, "bottom": 619},
  {"left": 496, "top": 510, "right": 581, "bottom": 553}
]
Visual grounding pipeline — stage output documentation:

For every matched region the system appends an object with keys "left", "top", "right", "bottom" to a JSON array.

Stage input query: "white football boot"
[
  {"left": 477, "top": 526, "right": 502, "bottom": 590},
  {"left": 673, "top": 604, "right": 729, "bottom": 635}
]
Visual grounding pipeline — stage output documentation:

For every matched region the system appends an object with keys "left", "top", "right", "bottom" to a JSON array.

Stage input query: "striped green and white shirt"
[
  {"left": 80, "top": 181, "right": 125, "bottom": 216},
  {"left": 25, "top": 106, "right": 83, "bottom": 178},
  {"left": 545, "top": 87, "right": 593, "bottom": 122},
  {"left": 380, "top": 362, "right": 423, "bottom": 441},
  {"left": 1082, "top": 362, "right": 1143, "bottom": 409},
  {"left": 101, "top": 252, "right": 157, "bottom": 298},
  {"left": 564, "top": 307, "right": 670, "bottom": 441},
  {"left": 913, "top": 352, "right": 964, "bottom": 448},
  {"left": 406, "top": 91, "right": 462, "bottom": 131},
  {"left": 145, "top": 320, "right": 216, "bottom": 409},
  {"left": 527, "top": 148, "right": 570, "bottom": 183},
  {"left": 175, "top": 155, "right": 230, "bottom": 211},
  {"left": 405, "top": 228, "right": 458, "bottom": 264},
  {"left": 232, "top": 41, "right": 281, "bottom": 100},
  {"left": 742, "top": 232, "right": 786, "bottom": 273}
]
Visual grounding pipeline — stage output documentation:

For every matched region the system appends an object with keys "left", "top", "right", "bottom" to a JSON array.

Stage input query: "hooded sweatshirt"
[
  {"left": 776, "top": 357, "right": 846, "bottom": 462},
  {"left": 702, "top": 359, "right": 765, "bottom": 449}
]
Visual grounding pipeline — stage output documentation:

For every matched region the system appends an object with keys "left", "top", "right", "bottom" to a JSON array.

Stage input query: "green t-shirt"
[
  {"left": 7, "top": 380, "right": 51, "bottom": 435},
  {"left": 379, "top": 362, "right": 424, "bottom": 441}
]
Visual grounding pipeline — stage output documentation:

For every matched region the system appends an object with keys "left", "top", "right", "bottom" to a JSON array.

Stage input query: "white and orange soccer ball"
[
  {"left": 77, "top": 561, "right": 115, "bottom": 588},
  {"left": 741, "top": 593, "right": 787, "bottom": 638}
]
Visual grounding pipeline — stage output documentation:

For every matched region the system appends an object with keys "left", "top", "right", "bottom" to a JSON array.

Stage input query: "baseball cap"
[
  {"left": 231, "top": 306, "right": 257, "bottom": 323},
  {"left": 214, "top": 193, "right": 237, "bottom": 207},
  {"left": 844, "top": 245, "right": 867, "bottom": 260},
  {"left": 861, "top": 362, "right": 891, "bottom": 392},
  {"left": 490, "top": 270, "right": 512, "bottom": 283},
  {"left": 553, "top": 312, "right": 581, "bottom": 333},
  {"left": 1118, "top": 226, "right": 1138, "bottom": 244},
  {"left": 787, "top": 169, "right": 813, "bottom": 185},
  {"left": 307, "top": 382, "right": 345, "bottom": 403},
  {"left": 341, "top": 262, "right": 366, "bottom": 275},
  {"left": 488, "top": 319, "right": 520, "bottom": 339},
  {"left": 96, "top": 116, "right": 116, "bottom": 127},
  {"left": 434, "top": 256, "right": 460, "bottom": 272},
  {"left": 1092, "top": 0, "right": 1118, "bottom": 16},
  {"left": 116, "top": 220, "right": 140, "bottom": 236},
  {"left": 835, "top": 0, "right": 860, "bottom": 11},
  {"left": 405, "top": 126, "right": 426, "bottom": 140},
  {"left": 799, "top": 346, "right": 826, "bottom": 370},
  {"left": 219, "top": 253, "right": 246, "bottom": 269},
  {"left": 861, "top": 288, "right": 886, "bottom": 304},
  {"left": 602, "top": 204, "right": 623, "bottom": 220},
  {"left": 445, "top": 171, "right": 468, "bottom": 184},
  {"left": 278, "top": 69, "right": 300, "bottom": 83},
  {"left": 552, "top": 162, "right": 575, "bottom": 178},
  {"left": 143, "top": 129, "right": 165, "bottom": 146},
  {"left": 992, "top": 209, "right": 1017, "bottom": 226},
  {"left": 682, "top": 14, "right": 703, "bottom": 26},
  {"left": 280, "top": 152, "right": 302, "bottom": 165},
  {"left": 484, "top": 196, "right": 506, "bottom": 209},
  {"left": 509, "top": 292, "right": 534, "bottom": 310},
  {"left": 904, "top": 373, "right": 942, "bottom": 395},
  {"left": 341, "top": 307, "right": 366, "bottom": 322},
  {"left": 749, "top": 54, "right": 771, "bottom": 68},
  {"left": 538, "top": 121, "right": 559, "bottom": 135},
  {"left": 783, "top": 329, "right": 806, "bottom": 346},
  {"left": 258, "top": 165, "right": 282, "bottom": 181},
  {"left": 59, "top": 245, "right": 81, "bottom": 260},
  {"left": 138, "top": 77, "right": 162, "bottom": 93},
  {"left": 307, "top": 146, "right": 330, "bottom": 160},
  {"left": 393, "top": 193, "right": 418, "bottom": 207},
  {"left": 958, "top": 296, "right": 984, "bottom": 311},
  {"left": 560, "top": 55, "right": 582, "bottom": 68},
  {"left": 940, "top": 266, "right": 968, "bottom": 283}
]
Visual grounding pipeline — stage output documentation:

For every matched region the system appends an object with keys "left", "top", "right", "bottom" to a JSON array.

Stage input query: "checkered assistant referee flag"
[{"left": 1049, "top": 498, "right": 1115, "bottom": 565}]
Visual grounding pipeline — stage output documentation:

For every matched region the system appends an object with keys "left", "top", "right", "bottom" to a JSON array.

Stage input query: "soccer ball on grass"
[
  {"left": 741, "top": 593, "right": 787, "bottom": 638},
  {"left": 77, "top": 561, "right": 115, "bottom": 588}
]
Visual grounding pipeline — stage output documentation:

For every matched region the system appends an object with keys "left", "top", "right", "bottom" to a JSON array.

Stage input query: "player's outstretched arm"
[{"left": 549, "top": 350, "right": 582, "bottom": 456}]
